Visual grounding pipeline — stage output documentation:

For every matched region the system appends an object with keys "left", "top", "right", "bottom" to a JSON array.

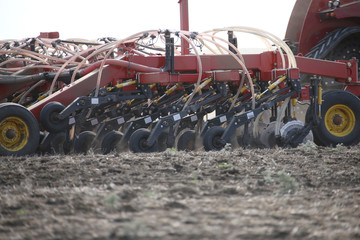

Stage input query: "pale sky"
[{"left": 1, "top": 0, "right": 296, "bottom": 48}]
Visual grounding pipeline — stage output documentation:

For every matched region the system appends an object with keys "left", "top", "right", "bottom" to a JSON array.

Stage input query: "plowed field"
[{"left": 1, "top": 143, "right": 359, "bottom": 239}]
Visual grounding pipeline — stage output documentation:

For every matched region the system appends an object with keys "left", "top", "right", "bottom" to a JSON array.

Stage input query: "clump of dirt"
[{"left": 1, "top": 145, "right": 360, "bottom": 239}]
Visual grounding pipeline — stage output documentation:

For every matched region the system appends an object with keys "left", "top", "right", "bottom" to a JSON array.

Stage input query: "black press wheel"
[
  {"left": 0, "top": 103, "right": 40, "bottom": 156},
  {"left": 74, "top": 131, "right": 97, "bottom": 154},
  {"left": 308, "top": 90, "right": 360, "bottom": 146},
  {"left": 101, "top": 131, "right": 123, "bottom": 154},
  {"left": 40, "top": 101, "right": 67, "bottom": 133},
  {"left": 39, "top": 132, "right": 66, "bottom": 155},
  {"left": 129, "top": 128, "right": 158, "bottom": 153},
  {"left": 203, "top": 126, "right": 226, "bottom": 151},
  {"left": 176, "top": 129, "right": 198, "bottom": 151},
  {"left": 158, "top": 131, "right": 169, "bottom": 152}
]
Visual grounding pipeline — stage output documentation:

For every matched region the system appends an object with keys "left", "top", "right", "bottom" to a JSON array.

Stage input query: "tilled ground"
[{"left": 1, "top": 143, "right": 360, "bottom": 239}]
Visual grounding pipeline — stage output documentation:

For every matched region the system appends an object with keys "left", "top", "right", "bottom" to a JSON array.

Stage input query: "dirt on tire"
[{"left": 1, "top": 143, "right": 360, "bottom": 239}]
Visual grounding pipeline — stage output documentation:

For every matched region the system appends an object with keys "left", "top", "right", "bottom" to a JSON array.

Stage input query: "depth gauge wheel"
[
  {"left": 101, "top": 130, "right": 123, "bottom": 154},
  {"left": 129, "top": 128, "right": 158, "bottom": 153},
  {"left": 0, "top": 103, "right": 40, "bottom": 156},
  {"left": 203, "top": 126, "right": 225, "bottom": 151},
  {"left": 308, "top": 90, "right": 360, "bottom": 146},
  {"left": 40, "top": 102, "right": 67, "bottom": 133},
  {"left": 39, "top": 132, "right": 66, "bottom": 154},
  {"left": 74, "top": 131, "right": 96, "bottom": 154},
  {"left": 158, "top": 131, "right": 169, "bottom": 152},
  {"left": 176, "top": 129, "right": 197, "bottom": 151}
]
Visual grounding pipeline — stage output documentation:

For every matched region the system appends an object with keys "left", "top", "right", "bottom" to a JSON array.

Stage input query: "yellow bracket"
[
  {"left": 107, "top": 80, "right": 137, "bottom": 92},
  {"left": 153, "top": 83, "right": 181, "bottom": 105},
  {"left": 183, "top": 78, "right": 212, "bottom": 103},
  {"left": 318, "top": 84, "right": 322, "bottom": 117},
  {"left": 256, "top": 76, "right": 287, "bottom": 100}
]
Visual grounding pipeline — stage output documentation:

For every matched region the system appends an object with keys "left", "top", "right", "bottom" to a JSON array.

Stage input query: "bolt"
[
  {"left": 347, "top": 62, "right": 352, "bottom": 67},
  {"left": 347, "top": 77, "right": 352, "bottom": 82}
]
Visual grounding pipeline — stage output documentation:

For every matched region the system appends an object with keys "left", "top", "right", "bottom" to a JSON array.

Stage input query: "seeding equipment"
[{"left": 0, "top": 0, "right": 360, "bottom": 156}]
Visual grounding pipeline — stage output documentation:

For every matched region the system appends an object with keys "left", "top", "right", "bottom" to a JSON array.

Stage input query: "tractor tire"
[
  {"left": 176, "top": 129, "right": 197, "bottom": 151},
  {"left": 203, "top": 126, "right": 225, "bottom": 151},
  {"left": 74, "top": 131, "right": 96, "bottom": 154},
  {"left": 129, "top": 128, "right": 158, "bottom": 153},
  {"left": 0, "top": 103, "right": 40, "bottom": 156},
  {"left": 40, "top": 102, "right": 67, "bottom": 133},
  {"left": 308, "top": 90, "right": 360, "bottom": 146},
  {"left": 101, "top": 130, "right": 123, "bottom": 154},
  {"left": 305, "top": 27, "right": 360, "bottom": 60}
]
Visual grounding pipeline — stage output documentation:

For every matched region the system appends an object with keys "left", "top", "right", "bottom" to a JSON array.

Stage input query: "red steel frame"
[
  {"left": 28, "top": 51, "right": 359, "bottom": 120},
  {"left": 2, "top": 0, "right": 359, "bottom": 122}
]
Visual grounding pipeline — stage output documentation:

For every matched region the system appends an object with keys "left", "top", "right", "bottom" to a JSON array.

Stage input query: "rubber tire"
[
  {"left": 101, "top": 131, "right": 123, "bottom": 154},
  {"left": 40, "top": 102, "right": 67, "bottom": 133},
  {"left": 0, "top": 103, "right": 40, "bottom": 156},
  {"left": 74, "top": 131, "right": 96, "bottom": 154},
  {"left": 158, "top": 131, "right": 169, "bottom": 152},
  {"left": 203, "top": 126, "right": 225, "bottom": 151},
  {"left": 129, "top": 128, "right": 158, "bottom": 153},
  {"left": 40, "top": 132, "right": 67, "bottom": 154},
  {"left": 176, "top": 129, "right": 197, "bottom": 151},
  {"left": 309, "top": 90, "right": 360, "bottom": 146}
]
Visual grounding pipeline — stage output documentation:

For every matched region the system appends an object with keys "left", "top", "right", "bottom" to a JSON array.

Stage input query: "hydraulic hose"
[
  {"left": 177, "top": 31, "right": 203, "bottom": 109},
  {"left": 80, "top": 59, "right": 162, "bottom": 76},
  {"left": 0, "top": 71, "right": 73, "bottom": 84},
  {"left": 94, "top": 30, "right": 160, "bottom": 97},
  {"left": 196, "top": 32, "right": 255, "bottom": 109}
]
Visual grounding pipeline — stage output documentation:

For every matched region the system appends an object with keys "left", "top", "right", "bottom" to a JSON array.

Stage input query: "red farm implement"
[{"left": 0, "top": 0, "right": 360, "bottom": 156}]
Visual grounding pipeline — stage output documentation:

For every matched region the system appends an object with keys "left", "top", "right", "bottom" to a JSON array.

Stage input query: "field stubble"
[{"left": 0, "top": 143, "right": 360, "bottom": 239}]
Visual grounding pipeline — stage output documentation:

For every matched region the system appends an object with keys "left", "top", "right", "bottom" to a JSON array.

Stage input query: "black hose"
[{"left": 0, "top": 71, "right": 80, "bottom": 84}]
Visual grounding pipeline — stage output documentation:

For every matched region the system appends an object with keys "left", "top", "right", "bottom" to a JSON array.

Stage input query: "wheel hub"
[
  {"left": 332, "top": 114, "right": 343, "bottom": 126},
  {"left": 0, "top": 117, "right": 29, "bottom": 151},
  {"left": 5, "top": 128, "right": 17, "bottom": 139},
  {"left": 325, "top": 104, "right": 355, "bottom": 137}
]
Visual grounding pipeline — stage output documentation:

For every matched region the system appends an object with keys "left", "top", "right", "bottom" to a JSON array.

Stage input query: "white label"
[
  {"left": 190, "top": 115, "right": 198, "bottom": 122},
  {"left": 220, "top": 115, "right": 227, "bottom": 123},
  {"left": 173, "top": 114, "right": 181, "bottom": 121},
  {"left": 69, "top": 117, "right": 75, "bottom": 125},
  {"left": 117, "top": 117, "right": 125, "bottom": 125},
  {"left": 247, "top": 111, "right": 255, "bottom": 120},
  {"left": 91, "top": 119, "right": 98, "bottom": 126},
  {"left": 144, "top": 117, "right": 152, "bottom": 124},
  {"left": 91, "top": 98, "right": 99, "bottom": 105}
]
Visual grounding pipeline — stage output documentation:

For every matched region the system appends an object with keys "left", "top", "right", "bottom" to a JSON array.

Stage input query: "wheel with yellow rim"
[
  {"left": 308, "top": 90, "right": 360, "bottom": 146},
  {"left": 0, "top": 103, "right": 40, "bottom": 156}
]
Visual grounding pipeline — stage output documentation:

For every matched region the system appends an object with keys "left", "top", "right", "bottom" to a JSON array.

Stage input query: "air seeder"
[{"left": 0, "top": 0, "right": 360, "bottom": 156}]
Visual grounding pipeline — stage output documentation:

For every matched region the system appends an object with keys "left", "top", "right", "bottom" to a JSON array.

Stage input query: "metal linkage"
[{"left": 137, "top": 79, "right": 228, "bottom": 151}]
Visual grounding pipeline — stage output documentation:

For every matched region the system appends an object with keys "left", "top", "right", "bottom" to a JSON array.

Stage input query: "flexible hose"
[
  {"left": 19, "top": 80, "right": 46, "bottom": 104},
  {"left": 48, "top": 45, "right": 101, "bottom": 94},
  {"left": 94, "top": 30, "right": 160, "bottom": 97},
  {"left": 205, "top": 27, "right": 296, "bottom": 69},
  {"left": 197, "top": 33, "right": 255, "bottom": 109},
  {"left": 176, "top": 31, "right": 203, "bottom": 109}
]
